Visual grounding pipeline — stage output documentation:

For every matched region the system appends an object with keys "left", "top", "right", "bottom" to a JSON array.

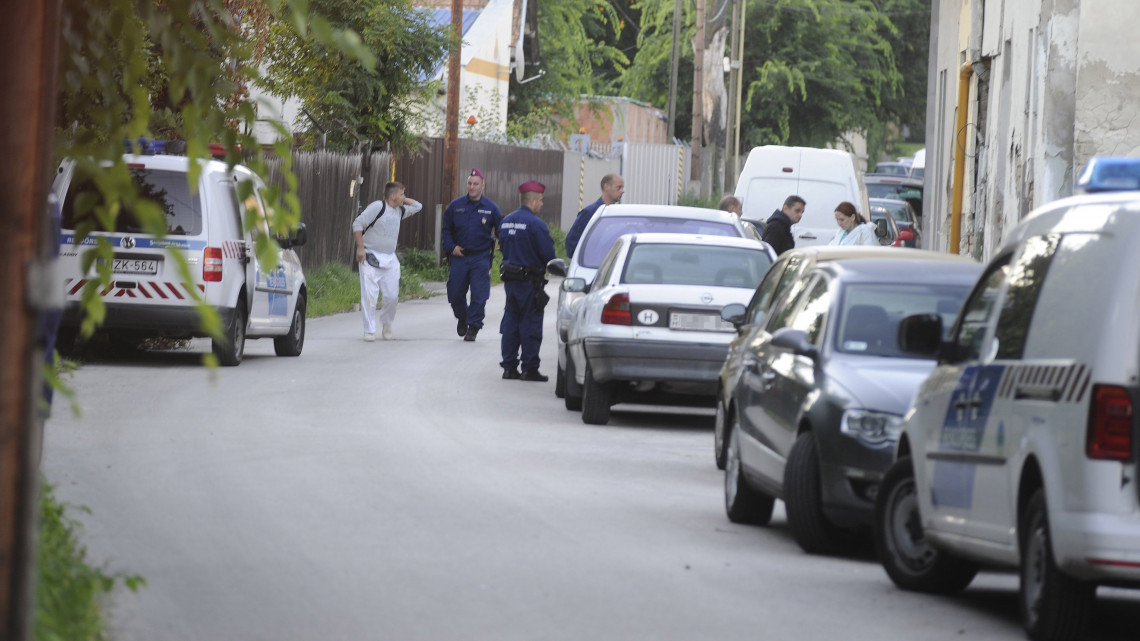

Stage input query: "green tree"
[
  {"left": 507, "top": 0, "right": 629, "bottom": 140},
  {"left": 55, "top": 0, "right": 373, "bottom": 350},
  {"left": 260, "top": 0, "right": 453, "bottom": 151}
]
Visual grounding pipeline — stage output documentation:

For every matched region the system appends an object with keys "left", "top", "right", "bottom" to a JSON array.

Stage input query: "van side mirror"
[
  {"left": 546, "top": 258, "right": 567, "bottom": 277},
  {"left": 277, "top": 222, "right": 307, "bottom": 249},
  {"left": 897, "top": 313, "right": 943, "bottom": 357}
]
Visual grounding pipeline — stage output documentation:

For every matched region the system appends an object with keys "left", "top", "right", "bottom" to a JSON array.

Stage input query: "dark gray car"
[{"left": 720, "top": 256, "right": 982, "bottom": 554}]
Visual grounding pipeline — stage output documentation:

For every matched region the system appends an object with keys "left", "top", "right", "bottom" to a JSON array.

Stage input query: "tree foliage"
[
  {"left": 260, "top": 0, "right": 453, "bottom": 151},
  {"left": 620, "top": 0, "right": 929, "bottom": 159},
  {"left": 55, "top": 0, "right": 373, "bottom": 355},
  {"left": 506, "top": 0, "right": 629, "bottom": 140}
]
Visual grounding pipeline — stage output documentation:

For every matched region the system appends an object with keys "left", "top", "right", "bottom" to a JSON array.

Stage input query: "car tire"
[
  {"left": 274, "top": 294, "right": 306, "bottom": 357},
  {"left": 564, "top": 351, "right": 583, "bottom": 412},
  {"left": 581, "top": 361, "right": 611, "bottom": 425},
  {"left": 724, "top": 426, "right": 775, "bottom": 525},
  {"left": 714, "top": 399, "right": 730, "bottom": 470},
  {"left": 555, "top": 360, "right": 566, "bottom": 399},
  {"left": 784, "top": 431, "right": 843, "bottom": 555},
  {"left": 1020, "top": 489, "right": 1094, "bottom": 641},
  {"left": 213, "top": 303, "right": 246, "bottom": 367},
  {"left": 875, "top": 456, "right": 978, "bottom": 593}
]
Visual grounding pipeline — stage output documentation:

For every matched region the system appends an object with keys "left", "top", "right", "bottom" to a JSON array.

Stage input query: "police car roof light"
[{"left": 1075, "top": 156, "right": 1140, "bottom": 194}]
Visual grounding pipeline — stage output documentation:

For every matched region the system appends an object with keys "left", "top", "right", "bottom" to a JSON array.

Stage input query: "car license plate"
[
  {"left": 669, "top": 311, "right": 732, "bottom": 331},
  {"left": 111, "top": 258, "right": 159, "bottom": 275}
]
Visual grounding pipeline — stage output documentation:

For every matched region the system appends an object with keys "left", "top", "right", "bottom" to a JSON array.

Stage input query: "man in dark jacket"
[{"left": 761, "top": 195, "right": 806, "bottom": 255}]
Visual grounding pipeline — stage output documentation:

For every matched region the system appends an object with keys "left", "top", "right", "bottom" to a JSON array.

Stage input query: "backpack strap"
[{"left": 361, "top": 202, "right": 387, "bottom": 235}]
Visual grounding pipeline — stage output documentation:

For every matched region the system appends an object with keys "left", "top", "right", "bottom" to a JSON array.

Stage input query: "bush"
[{"left": 35, "top": 482, "right": 144, "bottom": 641}]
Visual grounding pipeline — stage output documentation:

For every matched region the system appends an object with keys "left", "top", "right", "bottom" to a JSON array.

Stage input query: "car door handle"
[
  {"left": 760, "top": 370, "right": 777, "bottom": 390},
  {"left": 798, "top": 232, "right": 818, "bottom": 240}
]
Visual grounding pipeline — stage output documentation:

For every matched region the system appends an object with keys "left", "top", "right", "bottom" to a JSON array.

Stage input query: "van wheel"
[
  {"left": 725, "top": 426, "right": 775, "bottom": 524},
  {"left": 564, "top": 351, "right": 583, "bottom": 411},
  {"left": 274, "top": 294, "right": 306, "bottom": 357},
  {"left": 875, "top": 456, "right": 978, "bottom": 593},
  {"left": 581, "top": 361, "right": 611, "bottom": 425},
  {"left": 785, "top": 431, "right": 843, "bottom": 555},
  {"left": 1020, "top": 489, "right": 1094, "bottom": 641},
  {"left": 213, "top": 304, "right": 246, "bottom": 366}
]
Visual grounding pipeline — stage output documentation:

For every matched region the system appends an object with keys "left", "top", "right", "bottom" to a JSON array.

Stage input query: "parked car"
[
  {"left": 553, "top": 204, "right": 752, "bottom": 407},
  {"left": 874, "top": 179, "right": 1140, "bottom": 641},
  {"left": 909, "top": 148, "right": 925, "bottom": 180},
  {"left": 718, "top": 253, "right": 981, "bottom": 554},
  {"left": 549, "top": 233, "right": 775, "bottom": 425},
  {"left": 871, "top": 161, "right": 911, "bottom": 177},
  {"left": 55, "top": 140, "right": 308, "bottom": 365},
  {"left": 734, "top": 145, "right": 871, "bottom": 248},
  {"left": 714, "top": 246, "right": 925, "bottom": 470},
  {"left": 865, "top": 175, "right": 924, "bottom": 220},
  {"left": 871, "top": 197, "right": 921, "bottom": 248},
  {"left": 868, "top": 206, "right": 902, "bottom": 246}
]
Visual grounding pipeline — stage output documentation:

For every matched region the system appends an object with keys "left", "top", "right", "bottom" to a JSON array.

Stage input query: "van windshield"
[
  {"left": 579, "top": 217, "right": 738, "bottom": 268},
  {"left": 61, "top": 168, "right": 203, "bottom": 236}
]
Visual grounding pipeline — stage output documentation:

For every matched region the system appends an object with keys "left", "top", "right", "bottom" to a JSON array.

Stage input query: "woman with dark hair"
[{"left": 828, "top": 201, "right": 877, "bottom": 246}]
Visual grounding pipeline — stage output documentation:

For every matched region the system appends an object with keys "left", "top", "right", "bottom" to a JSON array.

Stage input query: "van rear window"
[
  {"left": 62, "top": 168, "right": 203, "bottom": 236},
  {"left": 580, "top": 217, "right": 738, "bottom": 268}
]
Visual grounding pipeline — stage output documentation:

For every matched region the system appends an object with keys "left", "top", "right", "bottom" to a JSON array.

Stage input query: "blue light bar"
[{"left": 1075, "top": 157, "right": 1140, "bottom": 194}]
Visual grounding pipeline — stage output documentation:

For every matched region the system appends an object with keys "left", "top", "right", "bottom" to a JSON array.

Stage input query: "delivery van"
[{"left": 734, "top": 145, "right": 870, "bottom": 248}]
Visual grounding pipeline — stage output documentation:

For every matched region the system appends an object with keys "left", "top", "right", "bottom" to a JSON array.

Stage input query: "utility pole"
[
  {"left": 690, "top": 0, "right": 705, "bottom": 187},
  {"left": 2, "top": 1, "right": 60, "bottom": 640},
  {"left": 732, "top": 0, "right": 746, "bottom": 184},
  {"left": 666, "top": 0, "right": 682, "bottom": 140},
  {"left": 724, "top": 0, "right": 744, "bottom": 192},
  {"left": 443, "top": 0, "right": 462, "bottom": 200}
]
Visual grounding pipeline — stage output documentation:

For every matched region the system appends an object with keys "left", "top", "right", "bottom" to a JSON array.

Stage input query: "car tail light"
[
  {"left": 204, "top": 247, "right": 223, "bottom": 282},
  {"left": 601, "top": 292, "right": 631, "bottom": 326},
  {"left": 1087, "top": 384, "right": 1134, "bottom": 461}
]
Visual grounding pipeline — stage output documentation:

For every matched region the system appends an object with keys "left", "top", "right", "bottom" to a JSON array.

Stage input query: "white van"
[
  {"left": 54, "top": 142, "right": 308, "bottom": 366},
  {"left": 734, "top": 145, "right": 870, "bottom": 248}
]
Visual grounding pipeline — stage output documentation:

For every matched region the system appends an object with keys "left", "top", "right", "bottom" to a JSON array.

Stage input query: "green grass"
[
  {"left": 35, "top": 482, "right": 144, "bottom": 641},
  {"left": 308, "top": 232, "right": 569, "bottom": 318}
]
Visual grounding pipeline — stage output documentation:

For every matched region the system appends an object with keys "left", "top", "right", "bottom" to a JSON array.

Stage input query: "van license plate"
[
  {"left": 670, "top": 312, "right": 732, "bottom": 331},
  {"left": 112, "top": 258, "right": 159, "bottom": 275}
]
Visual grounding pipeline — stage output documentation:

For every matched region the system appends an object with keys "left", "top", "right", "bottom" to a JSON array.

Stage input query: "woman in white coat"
[{"left": 829, "top": 201, "right": 878, "bottom": 246}]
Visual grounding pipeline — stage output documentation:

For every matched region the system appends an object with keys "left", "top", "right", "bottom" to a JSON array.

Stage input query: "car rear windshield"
[
  {"left": 622, "top": 243, "right": 772, "bottom": 288},
  {"left": 580, "top": 216, "right": 739, "bottom": 268},
  {"left": 835, "top": 283, "right": 970, "bottom": 357},
  {"left": 62, "top": 168, "right": 203, "bottom": 236}
]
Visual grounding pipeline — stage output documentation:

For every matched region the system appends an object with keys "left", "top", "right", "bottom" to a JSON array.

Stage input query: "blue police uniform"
[
  {"left": 441, "top": 193, "right": 502, "bottom": 335},
  {"left": 563, "top": 197, "right": 604, "bottom": 260},
  {"left": 499, "top": 203, "right": 556, "bottom": 378}
]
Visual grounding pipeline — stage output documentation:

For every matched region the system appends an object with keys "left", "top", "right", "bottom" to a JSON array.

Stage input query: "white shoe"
[
  {"left": 363, "top": 333, "right": 376, "bottom": 342},
  {"left": 382, "top": 325, "right": 393, "bottom": 340}
]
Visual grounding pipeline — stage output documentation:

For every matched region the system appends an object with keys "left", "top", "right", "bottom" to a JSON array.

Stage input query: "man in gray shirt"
[{"left": 352, "top": 181, "right": 422, "bottom": 340}]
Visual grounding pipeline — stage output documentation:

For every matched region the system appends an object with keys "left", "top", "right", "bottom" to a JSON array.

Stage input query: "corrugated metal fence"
[{"left": 268, "top": 139, "right": 687, "bottom": 270}]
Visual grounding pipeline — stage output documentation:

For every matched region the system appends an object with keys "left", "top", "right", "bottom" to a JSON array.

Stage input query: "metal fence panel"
[{"left": 620, "top": 143, "right": 690, "bottom": 206}]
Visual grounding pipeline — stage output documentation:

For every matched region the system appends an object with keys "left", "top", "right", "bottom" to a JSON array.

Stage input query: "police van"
[
  {"left": 53, "top": 140, "right": 308, "bottom": 366},
  {"left": 873, "top": 159, "right": 1140, "bottom": 641}
]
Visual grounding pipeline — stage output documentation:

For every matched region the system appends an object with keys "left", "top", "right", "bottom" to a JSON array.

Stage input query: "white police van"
[
  {"left": 54, "top": 140, "right": 308, "bottom": 366},
  {"left": 874, "top": 158, "right": 1140, "bottom": 641}
]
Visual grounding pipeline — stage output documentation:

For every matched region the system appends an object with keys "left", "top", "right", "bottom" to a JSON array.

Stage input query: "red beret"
[
  {"left": 518, "top": 180, "right": 545, "bottom": 194},
  {"left": 469, "top": 168, "right": 483, "bottom": 179}
]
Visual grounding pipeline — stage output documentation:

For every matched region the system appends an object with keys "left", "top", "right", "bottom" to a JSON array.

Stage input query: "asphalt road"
[{"left": 42, "top": 282, "right": 1138, "bottom": 641}]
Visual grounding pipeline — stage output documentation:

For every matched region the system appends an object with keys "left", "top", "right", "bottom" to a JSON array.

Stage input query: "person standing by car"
[
  {"left": 761, "top": 195, "right": 805, "bottom": 255},
  {"left": 564, "top": 173, "right": 624, "bottom": 259},
  {"left": 442, "top": 168, "right": 503, "bottom": 341},
  {"left": 499, "top": 181, "right": 557, "bottom": 381},
  {"left": 352, "top": 182, "right": 422, "bottom": 341},
  {"left": 720, "top": 194, "right": 766, "bottom": 238},
  {"left": 828, "top": 201, "right": 878, "bottom": 246}
]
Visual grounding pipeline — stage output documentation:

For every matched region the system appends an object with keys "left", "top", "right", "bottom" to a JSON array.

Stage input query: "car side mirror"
[
  {"left": 897, "top": 313, "right": 943, "bottom": 357},
  {"left": 562, "top": 277, "right": 587, "bottom": 293},
  {"left": 546, "top": 258, "right": 567, "bottom": 277},
  {"left": 875, "top": 219, "right": 891, "bottom": 244},
  {"left": 898, "top": 227, "right": 914, "bottom": 241},
  {"left": 720, "top": 302, "right": 747, "bottom": 329},
  {"left": 770, "top": 327, "right": 818, "bottom": 359}
]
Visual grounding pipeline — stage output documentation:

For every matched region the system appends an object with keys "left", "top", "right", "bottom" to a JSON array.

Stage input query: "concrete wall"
[{"left": 926, "top": 0, "right": 1140, "bottom": 261}]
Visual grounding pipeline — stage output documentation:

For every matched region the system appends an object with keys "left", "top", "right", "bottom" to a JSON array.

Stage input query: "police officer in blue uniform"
[
  {"left": 442, "top": 168, "right": 503, "bottom": 341},
  {"left": 499, "top": 181, "right": 557, "bottom": 381},
  {"left": 563, "top": 173, "right": 624, "bottom": 259}
]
